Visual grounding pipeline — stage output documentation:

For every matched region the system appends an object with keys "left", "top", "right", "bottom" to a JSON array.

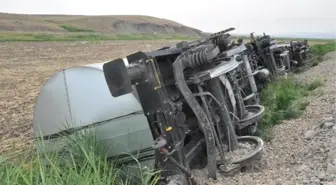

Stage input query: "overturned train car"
[{"left": 34, "top": 28, "right": 274, "bottom": 185}]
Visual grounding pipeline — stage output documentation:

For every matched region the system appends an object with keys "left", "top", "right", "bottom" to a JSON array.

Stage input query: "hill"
[{"left": 0, "top": 12, "right": 204, "bottom": 37}]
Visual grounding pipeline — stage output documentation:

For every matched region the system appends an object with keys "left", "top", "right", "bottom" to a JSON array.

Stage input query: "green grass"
[
  {"left": 309, "top": 42, "right": 336, "bottom": 67},
  {"left": 0, "top": 32, "right": 197, "bottom": 42},
  {"left": 0, "top": 131, "right": 159, "bottom": 185},
  {"left": 60, "top": 25, "right": 95, "bottom": 32},
  {"left": 311, "top": 41, "right": 336, "bottom": 56},
  {"left": 258, "top": 41, "right": 335, "bottom": 140},
  {"left": 257, "top": 78, "right": 323, "bottom": 141}
]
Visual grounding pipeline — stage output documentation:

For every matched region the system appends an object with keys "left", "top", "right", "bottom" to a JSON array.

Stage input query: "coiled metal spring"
[{"left": 183, "top": 43, "right": 220, "bottom": 68}]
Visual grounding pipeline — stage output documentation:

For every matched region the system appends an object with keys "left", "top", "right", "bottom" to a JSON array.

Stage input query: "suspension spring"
[{"left": 183, "top": 43, "right": 220, "bottom": 68}]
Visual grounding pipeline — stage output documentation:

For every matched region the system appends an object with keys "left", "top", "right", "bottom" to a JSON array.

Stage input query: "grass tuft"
[
  {"left": 60, "top": 25, "right": 95, "bottom": 32},
  {"left": 311, "top": 42, "right": 336, "bottom": 56},
  {"left": 306, "top": 79, "right": 323, "bottom": 91},
  {"left": 308, "top": 42, "right": 336, "bottom": 67},
  {"left": 257, "top": 77, "right": 323, "bottom": 140},
  {"left": 257, "top": 41, "right": 335, "bottom": 140},
  {"left": 0, "top": 130, "right": 159, "bottom": 185}
]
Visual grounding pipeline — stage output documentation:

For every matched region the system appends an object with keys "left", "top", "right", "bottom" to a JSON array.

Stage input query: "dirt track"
[{"left": 0, "top": 40, "right": 179, "bottom": 154}]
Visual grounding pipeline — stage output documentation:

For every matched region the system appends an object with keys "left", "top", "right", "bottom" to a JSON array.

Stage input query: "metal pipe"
[
  {"left": 197, "top": 85, "right": 226, "bottom": 164},
  {"left": 207, "top": 78, "right": 238, "bottom": 149},
  {"left": 242, "top": 55, "right": 259, "bottom": 103},
  {"left": 161, "top": 148, "right": 192, "bottom": 177},
  {"left": 172, "top": 55, "right": 217, "bottom": 180}
]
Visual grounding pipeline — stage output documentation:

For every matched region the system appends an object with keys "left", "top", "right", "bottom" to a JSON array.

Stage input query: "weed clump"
[
  {"left": 308, "top": 42, "right": 336, "bottom": 67},
  {"left": 258, "top": 77, "right": 323, "bottom": 139},
  {"left": 0, "top": 131, "right": 159, "bottom": 185},
  {"left": 311, "top": 42, "right": 336, "bottom": 56}
]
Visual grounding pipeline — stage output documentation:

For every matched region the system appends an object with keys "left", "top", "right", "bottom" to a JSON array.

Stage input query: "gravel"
[
  {"left": 191, "top": 51, "right": 336, "bottom": 184},
  {"left": 304, "top": 130, "right": 318, "bottom": 140},
  {"left": 322, "top": 122, "right": 335, "bottom": 129},
  {"left": 221, "top": 142, "right": 257, "bottom": 161},
  {"left": 191, "top": 141, "right": 261, "bottom": 185}
]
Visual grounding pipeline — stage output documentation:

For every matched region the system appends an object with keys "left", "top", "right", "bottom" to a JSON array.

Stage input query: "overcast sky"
[{"left": 1, "top": 0, "right": 336, "bottom": 35}]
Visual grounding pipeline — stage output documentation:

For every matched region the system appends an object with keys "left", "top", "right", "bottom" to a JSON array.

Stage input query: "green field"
[
  {"left": 0, "top": 32, "right": 197, "bottom": 42},
  {"left": 1, "top": 31, "right": 334, "bottom": 43},
  {"left": 231, "top": 36, "right": 334, "bottom": 46}
]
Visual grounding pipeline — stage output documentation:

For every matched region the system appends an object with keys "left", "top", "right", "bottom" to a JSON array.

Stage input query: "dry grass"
[{"left": 0, "top": 13, "right": 198, "bottom": 34}]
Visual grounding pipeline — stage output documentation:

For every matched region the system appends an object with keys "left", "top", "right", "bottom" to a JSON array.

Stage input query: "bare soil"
[{"left": 0, "top": 40, "right": 179, "bottom": 154}]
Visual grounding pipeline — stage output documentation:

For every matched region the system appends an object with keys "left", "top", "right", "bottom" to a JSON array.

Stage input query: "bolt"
[{"left": 146, "top": 112, "right": 150, "bottom": 115}]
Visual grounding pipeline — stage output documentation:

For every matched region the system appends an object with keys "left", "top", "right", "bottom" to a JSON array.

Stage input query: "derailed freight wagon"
[{"left": 34, "top": 28, "right": 267, "bottom": 185}]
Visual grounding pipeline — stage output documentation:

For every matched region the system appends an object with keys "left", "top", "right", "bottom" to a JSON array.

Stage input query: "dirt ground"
[{"left": 0, "top": 40, "right": 180, "bottom": 154}]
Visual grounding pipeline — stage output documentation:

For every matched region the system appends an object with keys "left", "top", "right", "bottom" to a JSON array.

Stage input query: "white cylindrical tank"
[{"left": 33, "top": 58, "right": 155, "bottom": 164}]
